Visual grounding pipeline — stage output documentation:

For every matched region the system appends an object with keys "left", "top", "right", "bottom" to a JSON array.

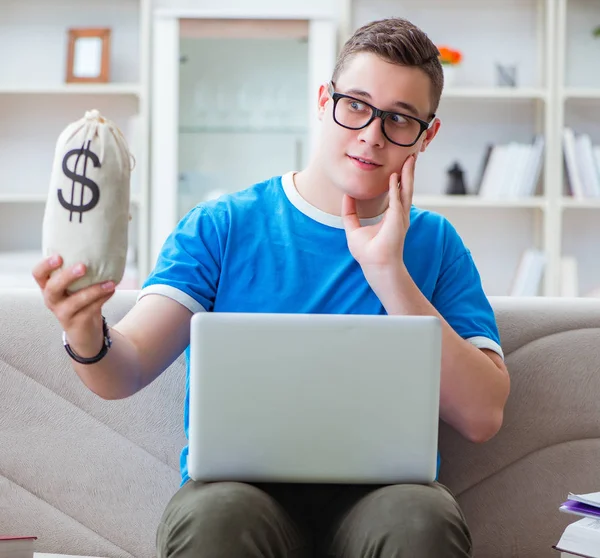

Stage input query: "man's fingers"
[
  {"left": 342, "top": 194, "right": 361, "bottom": 234},
  {"left": 56, "top": 282, "right": 115, "bottom": 325},
  {"left": 388, "top": 172, "right": 400, "bottom": 212},
  {"left": 32, "top": 255, "right": 62, "bottom": 290},
  {"left": 399, "top": 154, "right": 416, "bottom": 211},
  {"left": 44, "top": 263, "right": 87, "bottom": 308}
]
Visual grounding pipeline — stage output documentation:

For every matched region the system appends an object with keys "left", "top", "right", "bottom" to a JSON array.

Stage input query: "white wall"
[
  {"left": 1, "top": 0, "right": 141, "bottom": 86},
  {"left": 565, "top": 0, "right": 600, "bottom": 89},
  {"left": 353, "top": 0, "right": 542, "bottom": 88}
]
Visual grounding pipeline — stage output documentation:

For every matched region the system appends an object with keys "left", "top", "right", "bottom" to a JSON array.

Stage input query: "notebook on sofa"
[
  {"left": 560, "top": 492, "right": 600, "bottom": 520},
  {"left": 554, "top": 492, "right": 600, "bottom": 557},
  {"left": 553, "top": 517, "right": 600, "bottom": 558}
]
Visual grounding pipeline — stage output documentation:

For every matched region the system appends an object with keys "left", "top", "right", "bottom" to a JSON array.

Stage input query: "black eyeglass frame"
[{"left": 328, "top": 82, "right": 435, "bottom": 147}]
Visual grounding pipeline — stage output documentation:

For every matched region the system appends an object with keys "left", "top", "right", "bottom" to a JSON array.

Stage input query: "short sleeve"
[
  {"left": 138, "top": 206, "right": 223, "bottom": 314},
  {"left": 432, "top": 241, "right": 504, "bottom": 360}
]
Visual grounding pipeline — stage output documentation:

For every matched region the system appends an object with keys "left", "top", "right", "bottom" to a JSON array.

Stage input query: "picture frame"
[{"left": 66, "top": 28, "right": 111, "bottom": 83}]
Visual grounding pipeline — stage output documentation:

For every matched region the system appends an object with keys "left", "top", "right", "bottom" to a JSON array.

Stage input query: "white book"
[
  {"left": 505, "top": 143, "right": 530, "bottom": 198},
  {"left": 593, "top": 146, "right": 600, "bottom": 187},
  {"left": 498, "top": 142, "right": 523, "bottom": 198},
  {"left": 569, "top": 493, "right": 600, "bottom": 507},
  {"left": 478, "top": 144, "right": 507, "bottom": 198},
  {"left": 510, "top": 248, "right": 546, "bottom": 297},
  {"left": 520, "top": 135, "right": 545, "bottom": 197},
  {"left": 563, "top": 128, "right": 585, "bottom": 199},
  {"left": 560, "top": 256, "right": 579, "bottom": 297},
  {"left": 554, "top": 518, "right": 600, "bottom": 558},
  {"left": 576, "top": 134, "right": 600, "bottom": 198}
]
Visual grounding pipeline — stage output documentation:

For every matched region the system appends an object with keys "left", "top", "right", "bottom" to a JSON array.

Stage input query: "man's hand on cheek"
[{"left": 342, "top": 154, "right": 415, "bottom": 279}]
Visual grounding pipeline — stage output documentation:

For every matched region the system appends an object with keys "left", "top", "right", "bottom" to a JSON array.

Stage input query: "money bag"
[{"left": 42, "top": 109, "right": 134, "bottom": 293}]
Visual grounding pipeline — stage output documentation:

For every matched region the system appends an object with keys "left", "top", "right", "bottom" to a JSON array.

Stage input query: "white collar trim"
[{"left": 280, "top": 171, "right": 384, "bottom": 230}]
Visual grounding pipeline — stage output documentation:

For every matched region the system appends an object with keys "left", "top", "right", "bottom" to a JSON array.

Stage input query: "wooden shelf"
[{"left": 413, "top": 195, "right": 547, "bottom": 209}]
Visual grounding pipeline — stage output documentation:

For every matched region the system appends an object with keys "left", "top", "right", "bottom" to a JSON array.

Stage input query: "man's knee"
[
  {"left": 170, "top": 482, "right": 267, "bottom": 529},
  {"left": 384, "top": 483, "right": 467, "bottom": 537},
  {"left": 157, "top": 482, "right": 279, "bottom": 557},
  {"left": 375, "top": 483, "right": 471, "bottom": 555},
  {"left": 332, "top": 483, "right": 472, "bottom": 557},
  {"left": 157, "top": 481, "right": 309, "bottom": 558}
]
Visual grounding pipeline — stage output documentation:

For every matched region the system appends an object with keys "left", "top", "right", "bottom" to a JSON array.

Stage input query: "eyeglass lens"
[{"left": 334, "top": 97, "right": 422, "bottom": 145}]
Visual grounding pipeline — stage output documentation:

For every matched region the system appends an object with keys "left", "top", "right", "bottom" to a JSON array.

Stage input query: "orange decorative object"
[{"left": 437, "top": 46, "right": 462, "bottom": 66}]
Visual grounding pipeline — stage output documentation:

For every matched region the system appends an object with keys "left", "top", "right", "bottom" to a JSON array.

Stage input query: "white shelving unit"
[
  {"left": 554, "top": 0, "right": 600, "bottom": 298},
  {"left": 335, "top": 0, "right": 558, "bottom": 297},
  {"left": 0, "top": 0, "right": 151, "bottom": 289}
]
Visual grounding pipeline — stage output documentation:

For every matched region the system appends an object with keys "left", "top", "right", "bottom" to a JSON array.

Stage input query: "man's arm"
[
  {"left": 74, "top": 294, "right": 193, "bottom": 400},
  {"left": 33, "top": 255, "right": 193, "bottom": 401},
  {"left": 342, "top": 157, "right": 509, "bottom": 444},
  {"left": 367, "top": 267, "right": 510, "bottom": 444}
]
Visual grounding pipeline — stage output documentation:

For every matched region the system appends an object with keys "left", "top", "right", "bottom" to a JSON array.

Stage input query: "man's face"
[{"left": 317, "top": 52, "right": 441, "bottom": 201}]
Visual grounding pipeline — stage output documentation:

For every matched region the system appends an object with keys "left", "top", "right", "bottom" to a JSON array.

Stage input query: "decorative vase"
[{"left": 443, "top": 64, "right": 458, "bottom": 87}]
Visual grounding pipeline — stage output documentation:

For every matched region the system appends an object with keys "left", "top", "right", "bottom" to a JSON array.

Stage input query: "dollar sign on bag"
[{"left": 58, "top": 140, "right": 101, "bottom": 223}]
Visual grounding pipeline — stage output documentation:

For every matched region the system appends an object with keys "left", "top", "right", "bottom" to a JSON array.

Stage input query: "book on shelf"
[
  {"left": 554, "top": 492, "right": 600, "bottom": 557},
  {"left": 509, "top": 248, "right": 546, "bottom": 296},
  {"left": 476, "top": 135, "right": 544, "bottom": 199},
  {"left": 0, "top": 536, "right": 37, "bottom": 558},
  {"left": 560, "top": 255, "right": 579, "bottom": 297},
  {"left": 563, "top": 127, "right": 600, "bottom": 200}
]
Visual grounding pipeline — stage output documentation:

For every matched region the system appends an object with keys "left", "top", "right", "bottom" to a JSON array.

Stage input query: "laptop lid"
[{"left": 188, "top": 312, "right": 441, "bottom": 484}]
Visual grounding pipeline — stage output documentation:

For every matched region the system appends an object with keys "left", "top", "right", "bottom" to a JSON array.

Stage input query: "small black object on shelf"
[{"left": 445, "top": 161, "right": 467, "bottom": 195}]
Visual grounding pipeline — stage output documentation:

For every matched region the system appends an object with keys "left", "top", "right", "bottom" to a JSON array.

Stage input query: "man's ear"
[
  {"left": 419, "top": 117, "right": 441, "bottom": 153},
  {"left": 317, "top": 83, "right": 331, "bottom": 121}
]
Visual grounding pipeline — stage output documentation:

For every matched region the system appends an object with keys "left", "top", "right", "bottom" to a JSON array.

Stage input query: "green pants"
[{"left": 156, "top": 480, "right": 472, "bottom": 557}]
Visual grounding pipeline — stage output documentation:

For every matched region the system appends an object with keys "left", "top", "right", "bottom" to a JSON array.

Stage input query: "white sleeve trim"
[
  {"left": 136, "top": 284, "right": 207, "bottom": 315},
  {"left": 466, "top": 336, "right": 504, "bottom": 360}
]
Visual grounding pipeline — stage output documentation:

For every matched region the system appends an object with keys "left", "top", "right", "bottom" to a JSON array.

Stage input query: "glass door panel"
[{"left": 177, "top": 19, "right": 310, "bottom": 218}]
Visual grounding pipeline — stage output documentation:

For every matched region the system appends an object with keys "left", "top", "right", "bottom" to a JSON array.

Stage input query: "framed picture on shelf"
[{"left": 66, "top": 28, "right": 111, "bottom": 83}]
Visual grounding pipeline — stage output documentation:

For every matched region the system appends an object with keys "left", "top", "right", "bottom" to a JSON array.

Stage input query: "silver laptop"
[{"left": 187, "top": 312, "right": 441, "bottom": 484}]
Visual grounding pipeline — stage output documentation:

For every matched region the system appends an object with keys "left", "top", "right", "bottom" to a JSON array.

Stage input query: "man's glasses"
[{"left": 328, "top": 83, "right": 434, "bottom": 147}]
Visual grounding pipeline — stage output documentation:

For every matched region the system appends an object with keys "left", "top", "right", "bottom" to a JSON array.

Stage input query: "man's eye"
[
  {"left": 349, "top": 101, "right": 367, "bottom": 111},
  {"left": 389, "top": 113, "right": 409, "bottom": 125}
]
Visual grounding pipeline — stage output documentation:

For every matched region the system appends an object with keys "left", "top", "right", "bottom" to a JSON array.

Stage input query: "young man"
[{"left": 33, "top": 17, "right": 509, "bottom": 558}]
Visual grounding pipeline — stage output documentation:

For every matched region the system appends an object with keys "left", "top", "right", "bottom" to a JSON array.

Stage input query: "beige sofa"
[{"left": 1, "top": 288, "right": 599, "bottom": 558}]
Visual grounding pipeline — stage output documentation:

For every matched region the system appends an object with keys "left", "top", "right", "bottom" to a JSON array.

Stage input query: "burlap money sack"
[{"left": 42, "top": 109, "right": 134, "bottom": 293}]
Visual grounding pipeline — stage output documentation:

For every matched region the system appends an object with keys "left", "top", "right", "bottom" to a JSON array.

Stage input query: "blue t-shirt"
[{"left": 140, "top": 172, "right": 503, "bottom": 486}]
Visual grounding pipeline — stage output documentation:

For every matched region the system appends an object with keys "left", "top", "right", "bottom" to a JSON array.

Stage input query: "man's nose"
[{"left": 357, "top": 117, "right": 385, "bottom": 148}]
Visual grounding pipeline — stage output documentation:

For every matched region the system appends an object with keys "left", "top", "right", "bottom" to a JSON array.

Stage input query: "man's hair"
[{"left": 331, "top": 18, "right": 443, "bottom": 117}]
